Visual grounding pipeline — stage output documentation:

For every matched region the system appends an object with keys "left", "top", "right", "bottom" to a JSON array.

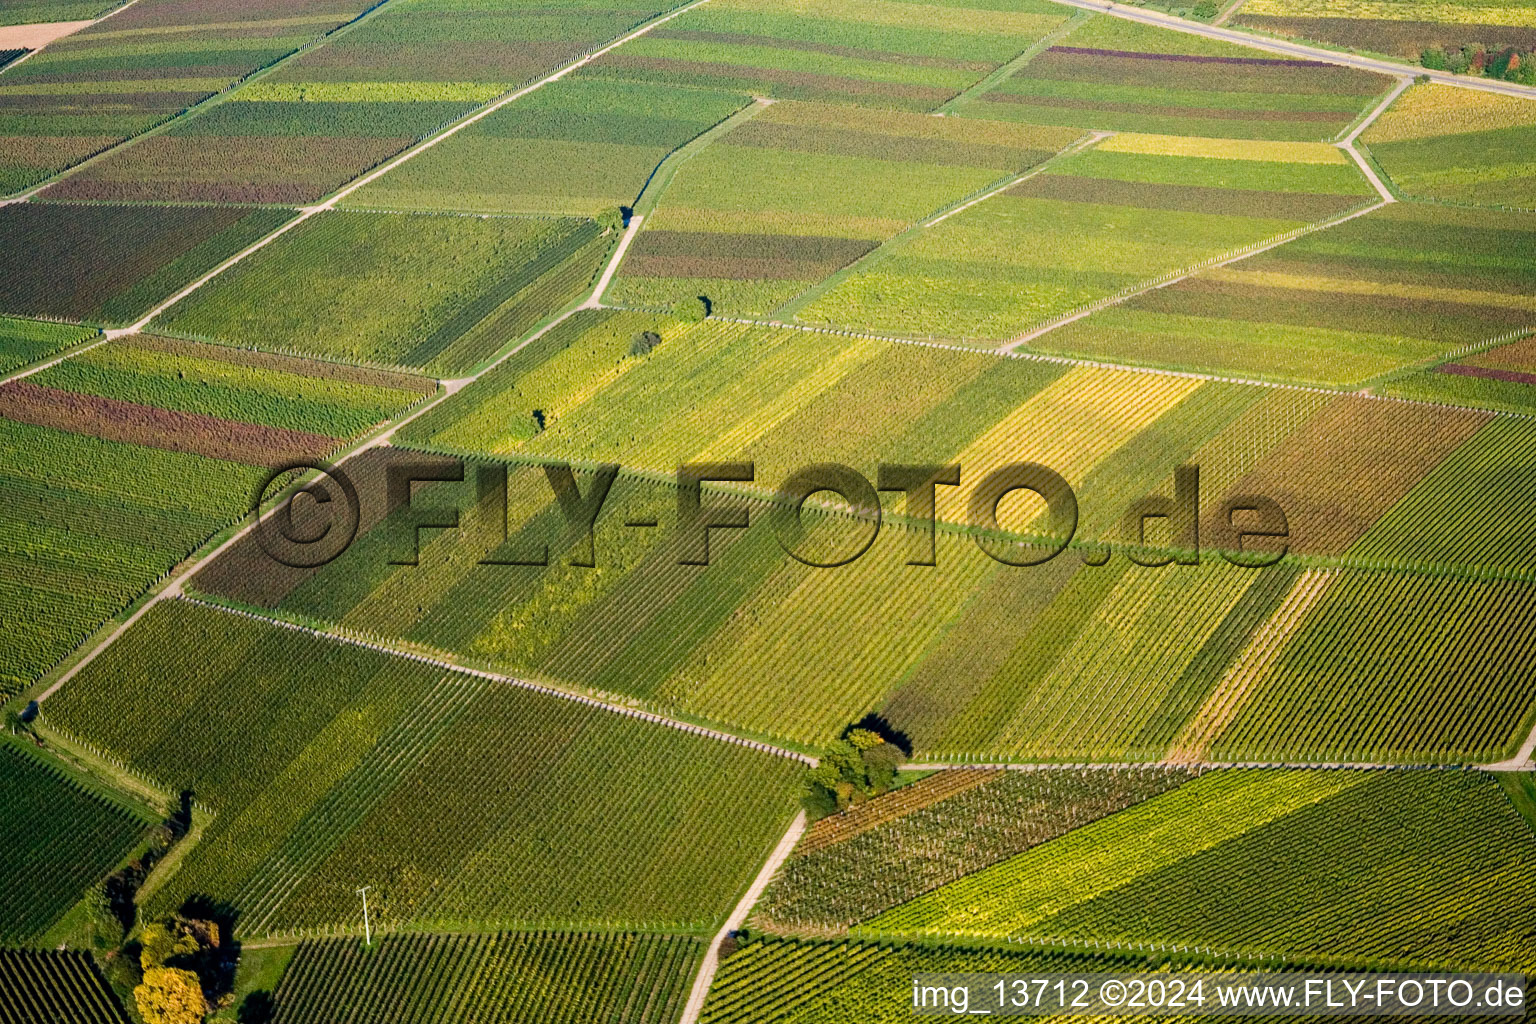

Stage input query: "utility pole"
[{"left": 356, "top": 886, "right": 373, "bottom": 945}]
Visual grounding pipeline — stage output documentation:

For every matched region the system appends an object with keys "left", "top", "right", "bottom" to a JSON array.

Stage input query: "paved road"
[{"left": 1050, "top": 0, "right": 1536, "bottom": 100}]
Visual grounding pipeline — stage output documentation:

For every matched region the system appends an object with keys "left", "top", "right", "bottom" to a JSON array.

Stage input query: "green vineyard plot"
[
  {"left": 0, "top": 418, "right": 259, "bottom": 693},
  {"left": 793, "top": 133, "right": 1375, "bottom": 341},
  {"left": 1362, "top": 81, "right": 1536, "bottom": 208},
  {"left": 0, "top": 949, "right": 128, "bottom": 1024},
  {"left": 604, "top": 100, "right": 1082, "bottom": 317},
  {"left": 44, "top": 601, "right": 803, "bottom": 937},
  {"left": 153, "top": 210, "right": 608, "bottom": 374},
  {"left": 0, "top": 339, "right": 429, "bottom": 691},
  {"left": 0, "top": 316, "right": 97, "bottom": 376},
  {"left": 754, "top": 767, "right": 1193, "bottom": 933},
  {"left": 700, "top": 937, "right": 1158, "bottom": 1024},
  {"left": 0, "top": 743, "right": 152, "bottom": 943},
  {"left": 268, "top": 931, "right": 702, "bottom": 1024},
  {"left": 0, "top": 202, "right": 294, "bottom": 325},
  {"left": 0, "top": 1, "right": 120, "bottom": 26},
  {"left": 863, "top": 770, "right": 1536, "bottom": 973},
  {"left": 958, "top": 15, "right": 1390, "bottom": 141},
  {"left": 41, "top": 0, "right": 676, "bottom": 204},
  {"left": 344, "top": 78, "right": 751, "bottom": 216},
  {"left": 185, "top": 447, "right": 1536, "bottom": 761},
  {"left": 1036, "top": 203, "right": 1536, "bottom": 386},
  {"left": 0, "top": 0, "right": 371, "bottom": 195},
  {"left": 582, "top": 0, "right": 1074, "bottom": 111}
]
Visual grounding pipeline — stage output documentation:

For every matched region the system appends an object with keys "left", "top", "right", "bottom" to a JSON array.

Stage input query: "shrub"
[
  {"left": 672, "top": 296, "right": 708, "bottom": 323},
  {"left": 630, "top": 330, "right": 661, "bottom": 356},
  {"left": 596, "top": 206, "right": 625, "bottom": 234}
]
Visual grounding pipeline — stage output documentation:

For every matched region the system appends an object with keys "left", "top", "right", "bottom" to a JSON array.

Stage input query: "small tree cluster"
[
  {"left": 672, "top": 296, "right": 708, "bottom": 323},
  {"left": 630, "top": 330, "right": 662, "bottom": 356},
  {"left": 802, "top": 728, "right": 903, "bottom": 819},
  {"left": 133, "top": 914, "right": 231, "bottom": 1023},
  {"left": 1422, "top": 44, "right": 1536, "bottom": 83},
  {"left": 596, "top": 206, "right": 626, "bottom": 234}
]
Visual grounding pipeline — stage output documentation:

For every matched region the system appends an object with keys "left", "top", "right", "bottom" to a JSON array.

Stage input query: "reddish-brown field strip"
[
  {"left": 187, "top": 447, "right": 460, "bottom": 609},
  {"left": 1467, "top": 335, "right": 1536, "bottom": 373},
  {"left": 624, "top": 230, "right": 877, "bottom": 280},
  {"left": 44, "top": 136, "right": 409, "bottom": 205},
  {"left": 796, "top": 769, "right": 1004, "bottom": 856},
  {"left": 0, "top": 379, "right": 336, "bottom": 466},
  {"left": 1233, "top": 15, "right": 1536, "bottom": 60},
  {"left": 124, "top": 335, "right": 435, "bottom": 395},
  {"left": 1007, "top": 174, "right": 1357, "bottom": 220},
  {"left": 1439, "top": 364, "right": 1536, "bottom": 387},
  {"left": 651, "top": 28, "right": 993, "bottom": 70},
  {"left": 1221, "top": 398, "right": 1489, "bottom": 557},
  {"left": 1050, "top": 45, "right": 1330, "bottom": 67},
  {"left": 984, "top": 91, "right": 1344, "bottom": 123}
]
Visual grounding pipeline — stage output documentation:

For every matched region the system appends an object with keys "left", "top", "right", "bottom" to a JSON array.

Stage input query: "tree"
[
  {"left": 801, "top": 728, "right": 905, "bottom": 818},
  {"left": 135, "top": 967, "right": 207, "bottom": 1024},
  {"left": 672, "top": 296, "right": 708, "bottom": 323},
  {"left": 596, "top": 206, "right": 625, "bottom": 234},
  {"left": 85, "top": 884, "right": 124, "bottom": 951},
  {"left": 140, "top": 920, "right": 200, "bottom": 971},
  {"left": 1419, "top": 48, "right": 1447, "bottom": 71},
  {"left": 630, "top": 330, "right": 662, "bottom": 356}
]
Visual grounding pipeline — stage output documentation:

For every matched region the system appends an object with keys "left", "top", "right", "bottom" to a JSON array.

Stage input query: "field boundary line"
[
  {"left": 317, "top": 0, "right": 718, "bottom": 213},
  {"left": 680, "top": 811, "right": 807, "bottom": 1024},
  {"left": 1339, "top": 76, "right": 1410, "bottom": 202},
  {"left": 1039, "top": 0, "right": 1536, "bottom": 99},
  {"left": 925, "top": 131, "right": 1112, "bottom": 228},
  {"left": 0, "top": 0, "right": 400, "bottom": 204},
  {"left": 771, "top": 131, "right": 1113, "bottom": 321},
  {"left": 933, "top": 7, "right": 1094, "bottom": 114},
  {"left": 605, "top": 303, "right": 1536, "bottom": 422},
  {"left": 589, "top": 214, "right": 646, "bottom": 307},
  {"left": 1002, "top": 197, "right": 1387, "bottom": 352},
  {"left": 177, "top": 595, "right": 816, "bottom": 766},
  {"left": 1211, "top": 0, "right": 1244, "bottom": 26}
]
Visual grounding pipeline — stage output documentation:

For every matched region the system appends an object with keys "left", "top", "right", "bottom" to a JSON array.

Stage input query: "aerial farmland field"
[{"left": 3, "top": 0, "right": 1536, "bottom": 1022}]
